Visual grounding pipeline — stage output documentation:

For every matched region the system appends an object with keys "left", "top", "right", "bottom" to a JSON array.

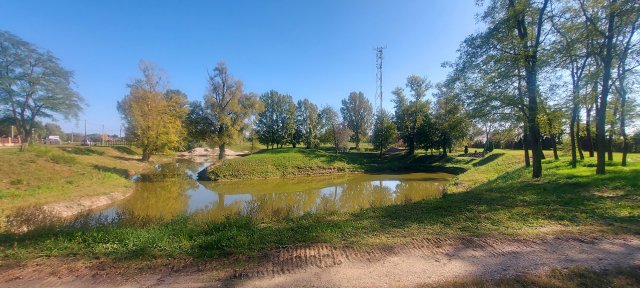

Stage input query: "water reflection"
[{"left": 101, "top": 163, "right": 451, "bottom": 224}]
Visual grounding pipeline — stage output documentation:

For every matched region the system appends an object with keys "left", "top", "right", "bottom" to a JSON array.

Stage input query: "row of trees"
[
  {"left": 446, "top": 0, "right": 639, "bottom": 177},
  {"left": 118, "top": 61, "right": 474, "bottom": 161}
]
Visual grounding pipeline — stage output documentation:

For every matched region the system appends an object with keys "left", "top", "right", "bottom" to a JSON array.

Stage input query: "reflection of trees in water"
[
  {"left": 116, "top": 162, "right": 199, "bottom": 224},
  {"left": 316, "top": 186, "right": 340, "bottom": 213},
  {"left": 338, "top": 181, "right": 373, "bottom": 212},
  {"left": 244, "top": 190, "right": 321, "bottom": 220},
  {"left": 370, "top": 182, "right": 394, "bottom": 207},
  {"left": 394, "top": 181, "right": 443, "bottom": 204}
]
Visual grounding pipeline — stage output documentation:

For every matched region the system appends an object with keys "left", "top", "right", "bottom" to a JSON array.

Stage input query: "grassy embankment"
[
  {"left": 207, "top": 147, "right": 469, "bottom": 180},
  {"left": 1, "top": 148, "right": 638, "bottom": 263},
  {"left": 0, "top": 144, "right": 165, "bottom": 214}
]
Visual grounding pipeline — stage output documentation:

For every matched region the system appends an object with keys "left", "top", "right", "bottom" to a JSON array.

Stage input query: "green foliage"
[
  {"left": 117, "top": 62, "right": 188, "bottom": 161},
  {"left": 340, "top": 91, "right": 373, "bottom": 149},
  {"left": 204, "top": 62, "right": 260, "bottom": 158},
  {"left": 295, "top": 99, "right": 321, "bottom": 149},
  {"left": 371, "top": 110, "right": 397, "bottom": 155},
  {"left": 392, "top": 75, "right": 432, "bottom": 155},
  {"left": 256, "top": 90, "right": 296, "bottom": 149},
  {"left": 0, "top": 30, "right": 84, "bottom": 147}
]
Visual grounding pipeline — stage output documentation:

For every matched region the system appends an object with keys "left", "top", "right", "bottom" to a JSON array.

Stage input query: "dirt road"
[{"left": 1, "top": 235, "right": 639, "bottom": 287}]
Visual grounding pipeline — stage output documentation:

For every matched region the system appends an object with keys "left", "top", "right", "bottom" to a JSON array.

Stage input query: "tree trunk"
[
  {"left": 523, "top": 126, "right": 531, "bottom": 168},
  {"left": 218, "top": 143, "right": 226, "bottom": 160},
  {"left": 552, "top": 134, "right": 559, "bottom": 160},
  {"left": 607, "top": 98, "right": 618, "bottom": 162},
  {"left": 586, "top": 107, "right": 594, "bottom": 157},
  {"left": 570, "top": 102, "right": 578, "bottom": 168},
  {"left": 441, "top": 139, "right": 448, "bottom": 158},
  {"left": 576, "top": 112, "right": 585, "bottom": 160},
  {"left": 620, "top": 81, "right": 629, "bottom": 166},
  {"left": 596, "top": 3, "right": 617, "bottom": 175},
  {"left": 141, "top": 150, "right": 151, "bottom": 162}
]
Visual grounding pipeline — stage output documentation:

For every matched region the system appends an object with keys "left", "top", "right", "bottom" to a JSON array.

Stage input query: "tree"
[
  {"left": 550, "top": 3, "right": 594, "bottom": 168},
  {"left": 333, "top": 122, "right": 353, "bottom": 153},
  {"left": 184, "top": 101, "right": 216, "bottom": 148},
  {"left": 432, "top": 90, "right": 470, "bottom": 157},
  {"left": 117, "top": 61, "right": 188, "bottom": 161},
  {"left": 204, "top": 62, "right": 259, "bottom": 159},
  {"left": 44, "top": 123, "right": 64, "bottom": 137},
  {"left": 295, "top": 98, "right": 321, "bottom": 149},
  {"left": 340, "top": 91, "right": 373, "bottom": 150},
  {"left": 256, "top": 90, "right": 296, "bottom": 149},
  {"left": 318, "top": 105, "right": 339, "bottom": 145},
  {"left": 371, "top": 109, "right": 397, "bottom": 157},
  {"left": 393, "top": 75, "right": 432, "bottom": 155},
  {"left": 578, "top": 0, "right": 640, "bottom": 174},
  {"left": 0, "top": 31, "right": 84, "bottom": 151},
  {"left": 538, "top": 106, "right": 565, "bottom": 160}
]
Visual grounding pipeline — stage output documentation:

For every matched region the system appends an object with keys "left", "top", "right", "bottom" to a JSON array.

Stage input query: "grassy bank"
[
  {"left": 0, "top": 145, "right": 165, "bottom": 213},
  {"left": 208, "top": 147, "right": 469, "bottom": 181},
  {"left": 1, "top": 150, "right": 638, "bottom": 262}
]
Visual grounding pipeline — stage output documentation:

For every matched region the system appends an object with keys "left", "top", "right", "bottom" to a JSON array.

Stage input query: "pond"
[
  {"left": 95, "top": 160, "right": 453, "bottom": 222},
  {"left": 5, "top": 160, "right": 453, "bottom": 230}
]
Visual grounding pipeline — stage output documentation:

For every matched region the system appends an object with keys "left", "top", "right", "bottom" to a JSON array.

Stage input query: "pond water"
[
  {"left": 4, "top": 160, "right": 453, "bottom": 230},
  {"left": 91, "top": 160, "right": 453, "bottom": 223}
]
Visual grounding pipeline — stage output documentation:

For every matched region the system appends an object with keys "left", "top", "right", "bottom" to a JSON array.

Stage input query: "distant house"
[{"left": 45, "top": 135, "right": 61, "bottom": 145}]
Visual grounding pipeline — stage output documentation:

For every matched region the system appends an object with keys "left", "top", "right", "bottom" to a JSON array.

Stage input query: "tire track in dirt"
[{"left": 229, "top": 235, "right": 634, "bottom": 281}]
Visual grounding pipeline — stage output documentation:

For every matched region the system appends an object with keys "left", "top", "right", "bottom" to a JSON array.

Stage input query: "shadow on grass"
[
  {"left": 59, "top": 147, "right": 105, "bottom": 156},
  {"left": 112, "top": 146, "right": 138, "bottom": 155},
  {"left": 93, "top": 164, "right": 131, "bottom": 179},
  {"left": 472, "top": 153, "right": 504, "bottom": 167}
]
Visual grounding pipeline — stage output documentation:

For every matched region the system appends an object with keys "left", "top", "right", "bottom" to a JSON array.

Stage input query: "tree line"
[{"left": 446, "top": 0, "right": 639, "bottom": 177}]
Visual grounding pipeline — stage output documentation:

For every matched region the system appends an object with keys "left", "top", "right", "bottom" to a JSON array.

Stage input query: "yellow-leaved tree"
[{"left": 118, "top": 61, "right": 188, "bottom": 161}]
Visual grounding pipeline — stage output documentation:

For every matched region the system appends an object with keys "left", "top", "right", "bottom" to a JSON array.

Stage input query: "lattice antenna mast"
[{"left": 375, "top": 46, "right": 386, "bottom": 113}]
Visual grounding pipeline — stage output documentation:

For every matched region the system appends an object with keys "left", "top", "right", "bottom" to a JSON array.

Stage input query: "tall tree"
[
  {"left": 392, "top": 75, "right": 432, "bottom": 155},
  {"left": 551, "top": 3, "right": 593, "bottom": 167},
  {"left": 205, "top": 62, "right": 258, "bottom": 159},
  {"left": 0, "top": 31, "right": 84, "bottom": 151},
  {"left": 318, "top": 105, "right": 339, "bottom": 145},
  {"left": 612, "top": 2, "right": 640, "bottom": 166},
  {"left": 118, "top": 61, "right": 188, "bottom": 161},
  {"left": 256, "top": 90, "right": 296, "bottom": 149},
  {"left": 295, "top": 98, "right": 321, "bottom": 149},
  {"left": 340, "top": 91, "right": 373, "bottom": 150},
  {"left": 371, "top": 109, "right": 398, "bottom": 157},
  {"left": 432, "top": 90, "right": 470, "bottom": 157},
  {"left": 578, "top": 0, "right": 638, "bottom": 174}
]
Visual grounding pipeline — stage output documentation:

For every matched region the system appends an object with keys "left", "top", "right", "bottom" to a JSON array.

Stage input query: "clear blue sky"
[{"left": 1, "top": 0, "right": 481, "bottom": 135}]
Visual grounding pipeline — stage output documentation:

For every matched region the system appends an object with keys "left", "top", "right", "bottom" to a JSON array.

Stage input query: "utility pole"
[
  {"left": 101, "top": 124, "right": 105, "bottom": 146},
  {"left": 375, "top": 46, "right": 386, "bottom": 113}
]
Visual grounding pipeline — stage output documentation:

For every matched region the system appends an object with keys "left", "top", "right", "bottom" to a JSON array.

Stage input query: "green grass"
[
  {"left": 208, "top": 147, "right": 469, "bottom": 181},
  {"left": 2, "top": 150, "right": 638, "bottom": 262},
  {"left": 208, "top": 148, "right": 355, "bottom": 180},
  {"left": 0, "top": 145, "right": 166, "bottom": 216}
]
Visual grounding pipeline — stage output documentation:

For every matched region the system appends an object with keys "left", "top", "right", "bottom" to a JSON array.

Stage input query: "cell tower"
[{"left": 375, "top": 46, "right": 386, "bottom": 113}]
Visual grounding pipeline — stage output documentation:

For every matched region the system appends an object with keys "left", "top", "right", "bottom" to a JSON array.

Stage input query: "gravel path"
[{"left": 1, "top": 235, "right": 639, "bottom": 287}]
